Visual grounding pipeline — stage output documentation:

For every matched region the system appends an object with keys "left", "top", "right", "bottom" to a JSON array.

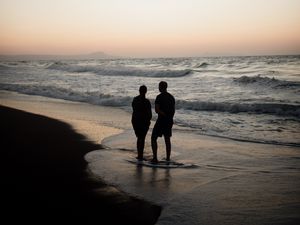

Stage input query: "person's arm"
[
  {"left": 132, "top": 98, "right": 137, "bottom": 111},
  {"left": 155, "top": 104, "right": 166, "bottom": 117},
  {"left": 148, "top": 101, "right": 152, "bottom": 120}
]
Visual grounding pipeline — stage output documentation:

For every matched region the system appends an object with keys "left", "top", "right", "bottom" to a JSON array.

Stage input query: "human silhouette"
[
  {"left": 132, "top": 85, "right": 152, "bottom": 161},
  {"left": 151, "top": 81, "right": 175, "bottom": 163}
]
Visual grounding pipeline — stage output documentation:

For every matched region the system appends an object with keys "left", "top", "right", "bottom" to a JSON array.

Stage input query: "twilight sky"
[{"left": 1, "top": 0, "right": 300, "bottom": 57}]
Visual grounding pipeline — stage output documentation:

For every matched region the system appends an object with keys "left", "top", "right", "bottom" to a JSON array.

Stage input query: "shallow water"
[{"left": 86, "top": 130, "right": 300, "bottom": 225}]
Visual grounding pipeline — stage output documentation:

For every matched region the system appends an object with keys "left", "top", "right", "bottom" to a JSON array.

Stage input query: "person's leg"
[
  {"left": 137, "top": 136, "right": 145, "bottom": 160},
  {"left": 151, "top": 134, "right": 158, "bottom": 163},
  {"left": 164, "top": 136, "right": 171, "bottom": 161}
]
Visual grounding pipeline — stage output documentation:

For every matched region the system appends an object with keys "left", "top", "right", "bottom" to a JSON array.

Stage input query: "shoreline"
[
  {"left": 1, "top": 91, "right": 300, "bottom": 225},
  {"left": 0, "top": 105, "right": 161, "bottom": 224},
  {"left": 0, "top": 90, "right": 128, "bottom": 143}
]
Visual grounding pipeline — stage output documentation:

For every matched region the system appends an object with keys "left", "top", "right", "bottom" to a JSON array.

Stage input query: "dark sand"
[{"left": 0, "top": 105, "right": 161, "bottom": 225}]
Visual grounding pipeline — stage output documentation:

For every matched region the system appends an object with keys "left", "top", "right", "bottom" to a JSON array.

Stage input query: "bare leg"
[
  {"left": 151, "top": 135, "right": 158, "bottom": 162},
  {"left": 137, "top": 136, "right": 145, "bottom": 160},
  {"left": 164, "top": 136, "right": 171, "bottom": 161}
]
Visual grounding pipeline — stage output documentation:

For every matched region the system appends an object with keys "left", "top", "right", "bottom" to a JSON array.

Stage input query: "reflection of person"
[
  {"left": 132, "top": 85, "right": 152, "bottom": 161},
  {"left": 151, "top": 81, "right": 175, "bottom": 163}
]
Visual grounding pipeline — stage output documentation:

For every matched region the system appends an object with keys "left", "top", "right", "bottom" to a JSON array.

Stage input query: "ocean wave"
[
  {"left": 233, "top": 75, "right": 300, "bottom": 89},
  {"left": 1, "top": 83, "right": 300, "bottom": 117},
  {"left": 0, "top": 64, "right": 10, "bottom": 69},
  {"left": 195, "top": 62, "right": 209, "bottom": 68},
  {"left": 0, "top": 62, "right": 22, "bottom": 68},
  {"left": 0, "top": 61, "right": 49, "bottom": 69},
  {"left": 176, "top": 100, "right": 300, "bottom": 117},
  {"left": 0, "top": 83, "right": 132, "bottom": 107},
  {"left": 47, "top": 62, "right": 192, "bottom": 78}
]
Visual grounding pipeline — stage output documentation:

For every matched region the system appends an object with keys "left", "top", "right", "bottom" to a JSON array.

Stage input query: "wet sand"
[
  {"left": 89, "top": 130, "right": 300, "bottom": 225},
  {"left": 0, "top": 103, "right": 161, "bottom": 225}
]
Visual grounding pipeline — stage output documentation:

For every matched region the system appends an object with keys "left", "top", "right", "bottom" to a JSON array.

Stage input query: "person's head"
[
  {"left": 139, "top": 85, "right": 147, "bottom": 96},
  {"left": 159, "top": 81, "right": 168, "bottom": 92}
]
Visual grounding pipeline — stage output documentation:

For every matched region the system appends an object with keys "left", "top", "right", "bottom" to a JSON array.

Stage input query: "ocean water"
[
  {"left": 0, "top": 55, "right": 300, "bottom": 146},
  {"left": 1, "top": 55, "right": 300, "bottom": 225}
]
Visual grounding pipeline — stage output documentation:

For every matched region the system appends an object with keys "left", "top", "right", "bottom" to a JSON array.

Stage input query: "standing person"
[
  {"left": 151, "top": 81, "right": 175, "bottom": 163},
  {"left": 132, "top": 85, "right": 152, "bottom": 161}
]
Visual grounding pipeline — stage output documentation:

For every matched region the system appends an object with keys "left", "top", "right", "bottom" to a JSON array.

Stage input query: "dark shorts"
[{"left": 152, "top": 118, "right": 173, "bottom": 138}]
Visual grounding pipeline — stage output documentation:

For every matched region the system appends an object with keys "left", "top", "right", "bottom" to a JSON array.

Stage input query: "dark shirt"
[
  {"left": 131, "top": 95, "right": 152, "bottom": 126},
  {"left": 155, "top": 92, "right": 175, "bottom": 120}
]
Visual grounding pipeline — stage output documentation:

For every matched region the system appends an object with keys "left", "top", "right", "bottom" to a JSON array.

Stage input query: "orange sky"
[{"left": 0, "top": 0, "right": 300, "bottom": 57}]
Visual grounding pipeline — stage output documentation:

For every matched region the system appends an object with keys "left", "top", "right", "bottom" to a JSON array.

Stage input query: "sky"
[{"left": 0, "top": 0, "right": 300, "bottom": 57}]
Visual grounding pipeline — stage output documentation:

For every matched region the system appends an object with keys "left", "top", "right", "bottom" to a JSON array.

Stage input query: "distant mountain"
[
  {"left": 85, "top": 51, "right": 112, "bottom": 58},
  {"left": 0, "top": 51, "right": 115, "bottom": 61}
]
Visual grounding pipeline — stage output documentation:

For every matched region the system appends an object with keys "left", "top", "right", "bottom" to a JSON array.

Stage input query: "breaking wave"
[
  {"left": 0, "top": 64, "right": 10, "bottom": 69},
  {"left": 0, "top": 83, "right": 132, "bottom": 107},
  {"left": 195, "top": 62, "right": 209, "bottom": 68},
  {"left": 176, "top": 100, "right": 300, "bottom": 117},
  {"left": 233, "top": 75, "right": 300, "bottom": 89},
  {"left": 47, "top": 62, "right": 192, "bottom": 78},
  {"left": 1, "top": 83, "right": 299, "bottom": 117}
]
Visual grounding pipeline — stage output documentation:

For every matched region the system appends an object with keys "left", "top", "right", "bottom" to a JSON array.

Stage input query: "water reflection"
[{"left": 134, "top": 165, "right": 171, "bottom": 190}]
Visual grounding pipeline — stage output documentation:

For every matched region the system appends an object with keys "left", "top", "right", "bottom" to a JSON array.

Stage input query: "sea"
[
  {"left": 1, "top": 55, "right": 300, "bottom": 225},
  {"left": 1, "top": 55, "right": 299, "bottom": 146}
]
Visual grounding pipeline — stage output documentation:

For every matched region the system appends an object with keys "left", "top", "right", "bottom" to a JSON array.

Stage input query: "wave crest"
[
  {"left": 233, "top": 75, "right": 300, "bottom": 89},
  {"left": 0, "top": 83, "right": 132, "bottom": 107},
  {"left": 47, "top": 62, "right": 192, "bottom": 78},
  {"left": 1, "top": 83, "right": 299, "bottom": 117},
  {"left": 195, "top": 62, "right": 209, "bottom": 68},
  {"left": 176, "top": 100, "right": 300, "bottom": 117}
]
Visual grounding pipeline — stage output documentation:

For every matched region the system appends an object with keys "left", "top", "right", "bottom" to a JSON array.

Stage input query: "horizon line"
[{"left": 0, "top": 52, "right": 299, "bottom": 60}]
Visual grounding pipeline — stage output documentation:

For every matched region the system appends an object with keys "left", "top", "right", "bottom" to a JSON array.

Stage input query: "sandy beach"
[
  {"left": 1, "top": 91, "right": 300, "bottom": 225},
  {"left": 0, "top": 91, "right": 161, "bottom": 225}
]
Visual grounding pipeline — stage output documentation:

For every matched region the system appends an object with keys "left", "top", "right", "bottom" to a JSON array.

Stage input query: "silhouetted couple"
[{"left": 131, "top": 81, "right": 175, "bottom": 163}]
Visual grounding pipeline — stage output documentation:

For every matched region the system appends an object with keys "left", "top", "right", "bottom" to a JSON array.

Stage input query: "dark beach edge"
[{"left": 0, "top": 105, "right": 161, "bottom": 225}]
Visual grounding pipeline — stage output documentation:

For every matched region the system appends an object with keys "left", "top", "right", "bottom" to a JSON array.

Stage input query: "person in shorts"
[
  {"left": 132, "top": 85, "right": 152, "bottom": 161},
  {"left": 151, "top": 81, "right": 175, "bottom": 163}
]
